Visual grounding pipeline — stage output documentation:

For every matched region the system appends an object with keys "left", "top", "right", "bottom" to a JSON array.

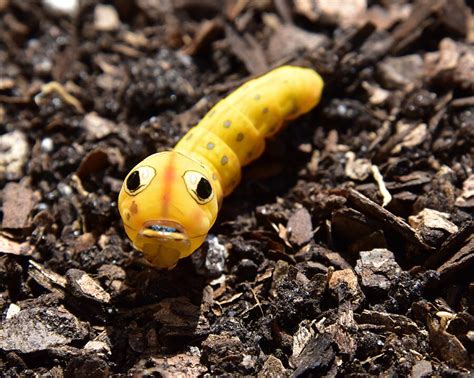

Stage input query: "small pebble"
[
  {"left": 94, "top": 4, "right": 120, "bottom": 32},
  {"left": 43, "top": 0, "right": 79, "bottom": 16},
  {"left": 58, "top": 182, "right": 73, "bottom": 196},
  {"left": 41, "top": 138, "right": 54, "bottom": 152}
]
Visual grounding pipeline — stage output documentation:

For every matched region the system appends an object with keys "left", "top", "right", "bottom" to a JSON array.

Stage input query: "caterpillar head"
[{"left": 118, "top": 151, "right": 219, "bottom": 268}]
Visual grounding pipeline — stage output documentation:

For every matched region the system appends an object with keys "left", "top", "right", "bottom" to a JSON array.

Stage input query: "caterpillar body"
[{"left": 118, "top": 66, "right": 324, "bottom": 268}]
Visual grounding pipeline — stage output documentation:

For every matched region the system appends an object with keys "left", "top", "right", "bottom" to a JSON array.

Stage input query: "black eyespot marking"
[
  {"left": 196, "top": 177, "right": 212, "bottom": 200},
  {"left": 124, "top": 166, "right": 155, "bottom": 196},
  {"left": 127, "top": 171, "right": 141, "bottom": 192},
  {"left": 183, "top": 170, "right": 214, "bottom": 204}
]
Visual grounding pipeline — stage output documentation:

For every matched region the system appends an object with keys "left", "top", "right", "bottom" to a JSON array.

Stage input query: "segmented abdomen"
[{"left": 174, "top": 66, "right": 323, "bottom": 198}]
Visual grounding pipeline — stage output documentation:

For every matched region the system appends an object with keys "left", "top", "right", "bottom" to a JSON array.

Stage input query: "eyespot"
[
  {"left": 124, "top": 166, "right": 156, "bottom": 196},
  {"left": 183, "top": 170, "right": 214, "bottom": 204}
]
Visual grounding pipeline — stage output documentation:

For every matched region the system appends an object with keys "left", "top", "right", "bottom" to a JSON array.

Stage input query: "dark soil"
[{"left": 1, "top": 0, "right": 473, "bottom": 376}]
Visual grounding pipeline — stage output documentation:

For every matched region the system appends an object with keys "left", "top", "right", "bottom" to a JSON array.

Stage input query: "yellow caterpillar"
[{"left": 118, "top": 66, "right": 324, "bottom": 268}]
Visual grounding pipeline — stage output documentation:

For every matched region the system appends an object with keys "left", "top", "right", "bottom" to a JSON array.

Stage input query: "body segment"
[
  {"left": 118, "top": 66, "right": 324, "bottom": 268},
  {"left": 175, "top": 66, "right": 324, "bottom": 196}
]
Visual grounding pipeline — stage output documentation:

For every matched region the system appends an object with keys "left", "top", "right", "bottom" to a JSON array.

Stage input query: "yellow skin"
[{"left": 118, "top": 66, "right": 324, "bottom": 268}]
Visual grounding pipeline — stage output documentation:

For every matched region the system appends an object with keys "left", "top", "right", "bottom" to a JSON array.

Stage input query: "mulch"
[{"left": 0, "top": 0, "right": 473, "bottom": 375}]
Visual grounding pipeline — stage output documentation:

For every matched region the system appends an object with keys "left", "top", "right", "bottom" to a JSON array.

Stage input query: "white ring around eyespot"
[
  {"left": 182, "top": 170, "right": 214, "bottom": 205},
  {"left": 124, "top": 165, "right": 156, "bottom": 196}
]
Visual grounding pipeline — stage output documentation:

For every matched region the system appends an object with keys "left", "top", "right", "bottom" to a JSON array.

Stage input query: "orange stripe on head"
[
  {"left": 161, "top": 153, "right": 176, "bottom": 218},
  {"left": 190, "top": 208, "right": 204, "bottom": 233}
]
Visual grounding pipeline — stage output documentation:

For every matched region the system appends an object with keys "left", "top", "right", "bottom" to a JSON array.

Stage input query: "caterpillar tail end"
[{"left": 286, "top": 66, "right": 325, "bottom": 120}]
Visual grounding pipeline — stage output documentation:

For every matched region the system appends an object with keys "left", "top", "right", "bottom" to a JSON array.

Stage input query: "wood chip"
[
  {"left": 94, "top": 4, "right": 120, "bottom": 31},
  {"left": 0, "top": 130, "right": 29, "bottom": 181},
  {"left": 292, "top": 333, "right": 335, "bottom": 376},
  {"left": 0, "top": 307, "right": 88, "bottom": 353},
  {"left": 437, "top": 236, "right": 474, "bottom": 281},
  {"left": 287, "top": 208, "right": 313, "bottom": 246},
  {"left": 428, "top": 316, "right": 471, "bottom": 368},
  {"left": 409, "top": 208, "right": 459, "bottom": 235},
  {"left": 328, "top": 269, "right": 364, "bottom": 309},
  {"left": 82, "top": 112, "right": 117, "bottom": 141},
  {"left": 356, "top": 309, "right": 419, "bottom": 334},
  {"left": 391, "top": 122, "right": 428, "bottom": 153},
  {"left": 28, "top": 260, "right": 67, "bottom": 290},
  {"left": 425, "top": 221, "right": 474, "bottom": 269},
  {"left": 348, "top": 189, "right": 432, "bottom": 250},
  {"left": 66, "top": 269, "right": 111, "bottom": 304},
  {"left": 355, "top": 249, "right": 401, "bottom": 291},
  {"left": 377, "top": 54, "right": 424, "bottom": 89},
  {"left": 0, "top": 235, "right": 34, "bottom": 255},
  {"left": 267, "top": 23, "right": 329, "bottom": 63},
  {"left": 1, "top": 182, "right": 36, "bottom": 230},
  {"left": 455, "top": 174, "right": 474, "bottom": 208},
  {"left": 345, "top": 151, "right": 371, "bottom": 181},
  {"left": 390, "top": 0, "right": 445, "bottom": 53},
  {"left": 437, "top": 0, "right": 470, "bottom": 36},
  {"left": 258, "top": 355, "right": 288, "bottom": 377},
  {"left": 182, "top": 18, "right": 223, "bottom": 56},
  {"left": 411, "top": 360, "right": 433, "bottom": 378},
  {"left": 225, "top": 26, "right": 268, "bottom": 75},
  {"left": 314, "top": 0, "right": 367, "bottom": 28}
]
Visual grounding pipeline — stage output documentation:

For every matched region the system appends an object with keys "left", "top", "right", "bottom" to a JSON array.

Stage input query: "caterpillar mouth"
[{"left": 135, "top": 220, "right": 190, "bottom": 268}]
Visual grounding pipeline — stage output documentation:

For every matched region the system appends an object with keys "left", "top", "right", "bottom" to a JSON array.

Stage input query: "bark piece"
[
  {"left": 356, "top": 309, "right": 419, "bottom": 335},
  {"left": 0, "top": 235, "right": 34, "bottom": 256},
  {"left": 258, "top": 355, "right": 288, "bottom": 377},
  {"left": 66, "top": 269, "right": 111, "bottom": 304},
  {"left": 82, "top": 112, "right": 118, "bottom": 141},
  {"left": 131, "top": 349, "right": 206, "bottom": 377},
  {"left": 292, "top": 333, "right": 335, "bottom": 377},
  {"left": 355, "top": 249, "right": 401, "bottom": 291},
  {"left": 225, "top": 26, "right": 268, "bottom": 75},
  {"left": 377, "top": 54, "right": 424, "bottom": 89},
  {"left": 1, "top": 182, "right": 36, "bottom": 230},
  {"left": 411, "top": 360, "right": 433, "bottom": 378},
  {"left": 0, "top": 130, "right": 29, "bottom": 181},
  {"left": 267, "top": 24, "right": 329, "bottom": 63},
  {"left": 455, "top": 174, "right": 474, "bottom": 209},
  {"left": 154, "top": 297, "right": 210, "bottom": 338},
  {"left": 0, "top": 307, "right": 88, "bottom": 353},
  {"left": 94, "top": 4, "right": 120, "bottom": 32},
  {"left": 409, "top": 208, "right": 458, "bottom": 246},
  {"left": 329, "top": 269, "right": 364, "bottom": 309},
  {"left": 428, "top": 317, "right": 470, "bottom": 368},
  {"left": 183, "top": 18, "right": 223, "bottom": 56},
  {"left": 348, "top": 189, "right": 432, "bottom": 250},
  {"left": 287, "top": 208, "right": 313, "bottom": 246},
  {"left": 437, "top": 236, "right": 474, "bottom": 281}
]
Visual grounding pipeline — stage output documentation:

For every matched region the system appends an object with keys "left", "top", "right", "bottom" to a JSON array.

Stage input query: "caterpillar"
[{"left": 118, "top": 66, "right": 324, "bottom": 268}]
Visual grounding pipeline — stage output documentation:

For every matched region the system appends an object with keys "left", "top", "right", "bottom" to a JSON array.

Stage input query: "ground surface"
[{"left": 0, "top": 0, "right": 473, "bottom": 376}]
